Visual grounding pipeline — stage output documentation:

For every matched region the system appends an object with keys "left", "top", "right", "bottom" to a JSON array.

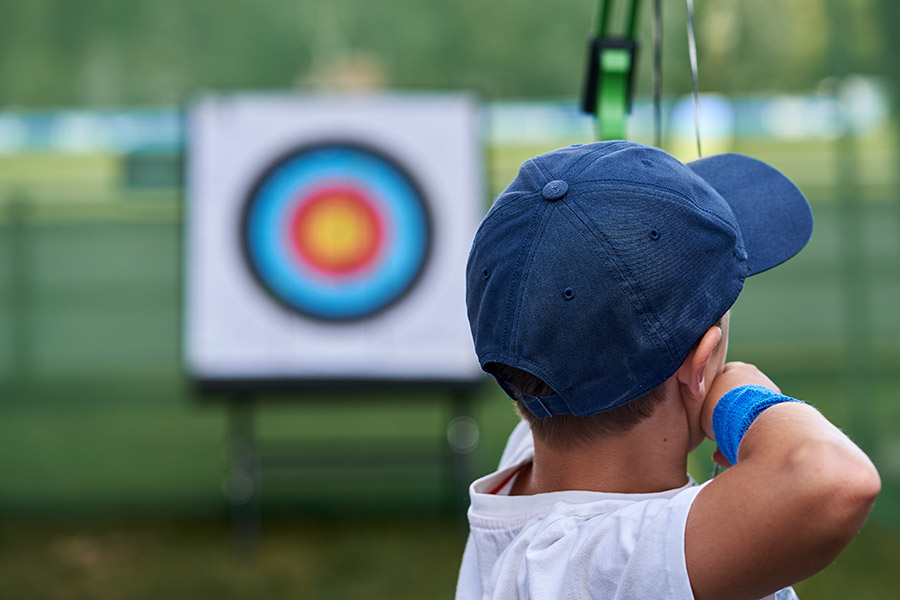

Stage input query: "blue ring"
[{"left": 243, "top": 144, "right": 431, "bottom": 321}]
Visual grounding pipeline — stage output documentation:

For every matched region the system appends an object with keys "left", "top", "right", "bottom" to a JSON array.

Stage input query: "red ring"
[{"left": 288, "top": 184, "right": 386, "bottom": 278}]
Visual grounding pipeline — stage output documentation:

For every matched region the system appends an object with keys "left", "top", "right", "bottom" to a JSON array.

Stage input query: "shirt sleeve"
[{"left": 614, "top": 483, "right": 708, "bottom": 599}]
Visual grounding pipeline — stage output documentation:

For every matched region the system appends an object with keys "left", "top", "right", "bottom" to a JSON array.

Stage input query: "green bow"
[{"left": 581, "top": 0, "right": 643, "bottom": 140}]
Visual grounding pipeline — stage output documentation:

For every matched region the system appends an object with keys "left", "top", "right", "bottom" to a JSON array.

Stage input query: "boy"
[{"left": 457, "top": 141, "right": 880, "bottom": 599}]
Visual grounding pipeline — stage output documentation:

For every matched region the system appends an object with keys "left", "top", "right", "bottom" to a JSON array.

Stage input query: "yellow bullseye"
[{"left": 290, "top": 188, "right": 384, "bottom": 276}]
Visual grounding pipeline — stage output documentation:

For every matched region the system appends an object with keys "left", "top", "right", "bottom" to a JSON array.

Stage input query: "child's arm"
[{"left": 684, "top": 361, "right": 880, "bottom": 600}]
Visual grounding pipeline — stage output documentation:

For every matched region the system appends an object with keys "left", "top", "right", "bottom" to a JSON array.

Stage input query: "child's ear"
[{"left": 675, "top": 325, "right": 723, "bottom": 402}]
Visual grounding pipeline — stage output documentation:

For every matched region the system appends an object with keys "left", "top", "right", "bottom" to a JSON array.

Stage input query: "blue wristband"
[{"left": 712, "top": 385, "right": 803, "bottom": 465}]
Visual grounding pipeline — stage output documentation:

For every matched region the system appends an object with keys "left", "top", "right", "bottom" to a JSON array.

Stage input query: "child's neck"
[{"left": 512, "top": 392, "right": 694, "bottom": 495}]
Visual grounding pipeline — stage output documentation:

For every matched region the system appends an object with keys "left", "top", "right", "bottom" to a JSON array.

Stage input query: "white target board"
[{"left": 184, "top": 93, "right": 485, "bottom": 388}]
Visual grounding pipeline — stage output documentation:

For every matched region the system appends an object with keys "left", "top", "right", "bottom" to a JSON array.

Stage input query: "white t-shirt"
[{"left": 455, "top": 421, "right": 797, "bottom": 600}]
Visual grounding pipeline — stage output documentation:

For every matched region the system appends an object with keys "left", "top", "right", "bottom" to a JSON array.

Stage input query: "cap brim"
[{"left": 688, "top": 153, "right": 813, "bottom": 276}]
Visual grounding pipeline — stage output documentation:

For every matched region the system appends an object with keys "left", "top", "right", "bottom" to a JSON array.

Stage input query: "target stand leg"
[{"left": 227, "top": 396, "right": 260, "bottom": 559}]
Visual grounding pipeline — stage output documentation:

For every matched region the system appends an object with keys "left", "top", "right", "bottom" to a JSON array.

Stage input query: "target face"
[{"left": 242, "top": 143, "right": 431, "bottom": 321}]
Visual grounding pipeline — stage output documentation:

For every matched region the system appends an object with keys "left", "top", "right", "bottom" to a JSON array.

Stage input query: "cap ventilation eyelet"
[
  {"left": 481, "top": 267, "right": 491, "bottom": 280},
  {"left": 649, "top": 228, "right": 661, "bottom": 240},
  {"left": 562, "top": 287, "right": 575, "bottom": 300}
]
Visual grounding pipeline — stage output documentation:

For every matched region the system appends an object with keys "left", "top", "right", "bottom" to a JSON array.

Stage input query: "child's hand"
[{"left": 701, "top": 361, "right": 780, "bottom": 442}]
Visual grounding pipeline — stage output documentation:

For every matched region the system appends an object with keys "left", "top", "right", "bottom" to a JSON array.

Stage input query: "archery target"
[
  {"left": 242, "top": 144, "right": 431, "bottom": 321},
  {"left": 184, "top": 93, "right": 484, "bottom": 388}
]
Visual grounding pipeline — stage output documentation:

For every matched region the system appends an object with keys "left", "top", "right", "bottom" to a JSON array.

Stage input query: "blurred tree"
[
  {"left": 0, "top": 0, "right": 888, "bottom": 107},
  {"left": 873, "top": 0, "right": 900, "bottom": 120}
]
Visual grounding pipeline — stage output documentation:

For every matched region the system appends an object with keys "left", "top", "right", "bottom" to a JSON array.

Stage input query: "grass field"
[
  {"left": 1, "top": 132, "right": 900, "bottom": 597},
  {"left": 0, "top": 516, "right": 898, "bottom": 600}
]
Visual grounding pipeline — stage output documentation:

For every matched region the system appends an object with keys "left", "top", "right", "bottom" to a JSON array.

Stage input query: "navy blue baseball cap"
[{"left": 466, "top": 141, "right": 813, "bottom": 418}]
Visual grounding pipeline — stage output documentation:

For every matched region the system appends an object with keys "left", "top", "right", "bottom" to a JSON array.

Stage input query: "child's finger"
[{"left": 712, "top": 449, "right": 731, "bottom": 467}]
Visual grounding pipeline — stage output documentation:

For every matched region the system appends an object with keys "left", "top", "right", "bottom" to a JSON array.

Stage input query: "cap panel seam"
[
  {"left": 529, "top": 156, "right": 553, "bottom": 182},
  {"left": 562, "top": 141, "right": 634, "bottom": 180},
  {"left": 507, "top": 201, "right": 555, "bottom": 357},
  {"left": 572, "top": 178, "right": 741, "bottom": 240},
  {"left": 469, "top": 193, "right": 543, "bottom": 370},
  {"left": 470, "top": 191, "right": 540, "bottom": 249},
  {"left": 557, "top": 196, "right": 680, "bottom": 369},
  {"left": 487, "top": 190, "right": 531, "bottom": 207}
]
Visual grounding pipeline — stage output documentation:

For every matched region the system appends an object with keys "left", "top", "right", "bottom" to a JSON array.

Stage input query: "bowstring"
[
  {"left": 685, "top": 0, "right": 702, "bottom": 158},
  {"left": 685, "top": 0, "right": 716, "bottom": 478},
  {"left": 653, "top": 0, "right": 662, "bottom": 148}
]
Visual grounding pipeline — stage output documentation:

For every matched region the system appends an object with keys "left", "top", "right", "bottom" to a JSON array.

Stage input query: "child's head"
[{"left": 466, "top": 141, "right": 811, "bottom": 435}]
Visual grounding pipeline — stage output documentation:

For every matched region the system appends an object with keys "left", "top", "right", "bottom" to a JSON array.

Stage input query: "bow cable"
[
  {"left": 685, "top": 0, "right": 702, "bottom": 157},
  {"left": 653, "top": 0, "right": 662, "bottom": 148}
]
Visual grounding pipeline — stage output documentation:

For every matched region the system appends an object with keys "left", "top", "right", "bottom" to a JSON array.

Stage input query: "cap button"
[{"left": 542, "top": 180, "right": 568, "bottom": 201}]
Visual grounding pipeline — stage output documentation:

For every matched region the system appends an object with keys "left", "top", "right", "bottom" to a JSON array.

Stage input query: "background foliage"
[
  {"left": 0, "top": 0, "right": 895, "bottom": 107},
  {"left": 1, "top": 1, "right": 900, "bottom": 599}
]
